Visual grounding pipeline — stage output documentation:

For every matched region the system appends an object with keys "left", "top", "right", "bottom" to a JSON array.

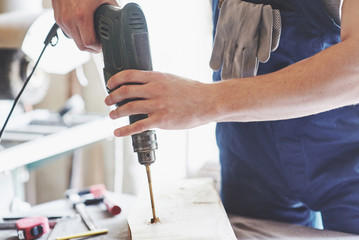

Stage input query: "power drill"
[{"left": 94, "top": 3, "right": 159, "bottom": 223}]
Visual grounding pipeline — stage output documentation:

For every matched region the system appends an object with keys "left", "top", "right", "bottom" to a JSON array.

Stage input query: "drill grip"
[{"left": 95, "top": 3, "right": 152, "bottom": 123}]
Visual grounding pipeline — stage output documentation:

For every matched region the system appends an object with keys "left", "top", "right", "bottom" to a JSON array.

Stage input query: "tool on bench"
[
  {"left": 66, "top": 190, "right": 104, "bottom": 231},
  {"left": 0, "top": 216, "right": 49, "bottom": 240},
  {"left": 41, "top": 193, "right": 108, "bottom": 240},
  {"left": 77, "top": 184, "right": 105, "bottom": 198},
  {"left": 62, "top": 191, "right": 108, "bottom": 239},
  {"left": 94, "top": 3, "right": 159, "bottom": 223},
  {"left": 0, "top": 215, "right": 73, "bottom": 240},
  {"left": 77, "top": 183, "right": 121, "bottom": 216},
  {"left": 55, "top": 228, "right": 108, "bottom": 240}
]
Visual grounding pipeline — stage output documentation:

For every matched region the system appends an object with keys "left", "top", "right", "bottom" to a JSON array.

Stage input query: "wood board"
[{"left": 127, "top": 177, "right": 236, "bottom": 240}]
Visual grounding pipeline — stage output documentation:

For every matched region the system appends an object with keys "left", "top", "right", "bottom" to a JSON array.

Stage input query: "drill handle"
[{"left": 95, "top": 3, "right": 152, "bottom": 124}]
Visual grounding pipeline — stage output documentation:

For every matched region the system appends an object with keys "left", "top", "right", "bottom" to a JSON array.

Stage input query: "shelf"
[{"left": 0, "top": 111, "right": 116, "bottom": 172}]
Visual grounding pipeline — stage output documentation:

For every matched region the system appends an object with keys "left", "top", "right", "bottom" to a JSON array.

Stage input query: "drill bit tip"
[{"left": 151, "top": 217, "right": 160, "bottom": 224}]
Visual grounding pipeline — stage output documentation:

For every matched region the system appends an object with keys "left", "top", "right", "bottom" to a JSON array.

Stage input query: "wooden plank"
[{"left": 127, "top": 178, "right": 236, "bottom": 240}]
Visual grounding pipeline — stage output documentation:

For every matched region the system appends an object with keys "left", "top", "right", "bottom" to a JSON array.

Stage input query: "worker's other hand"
[
  {"left": 52, "top": 0, "right": 119, "bottom": 53},
  {"left": 104, "top": 70, "right": 214, "bottom": 137},
  {"left": 210, "top": 0, "right": 281, "bottom": 79}
]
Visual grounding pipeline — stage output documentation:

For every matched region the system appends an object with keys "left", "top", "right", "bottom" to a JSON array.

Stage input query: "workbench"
[
  {"left": 0, "top": 193, "right": 135, "bottom": 240},
  {"left": 1, "top": 192, "right": 358, "bottom": 240}
]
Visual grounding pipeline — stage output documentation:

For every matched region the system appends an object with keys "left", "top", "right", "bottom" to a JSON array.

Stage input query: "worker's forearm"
[{"left": 209, "top": 38, "right": 359, "bottom": 122}]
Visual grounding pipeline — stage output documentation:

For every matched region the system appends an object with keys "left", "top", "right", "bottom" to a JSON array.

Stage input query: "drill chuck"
[{"left": 132, "top": 130, "right": 158, "bottom": 165}]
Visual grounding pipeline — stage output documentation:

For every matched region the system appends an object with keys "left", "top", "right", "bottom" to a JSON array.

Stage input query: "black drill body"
[{"left": 94, "top": 3, "right": 158, "bottom": 166}]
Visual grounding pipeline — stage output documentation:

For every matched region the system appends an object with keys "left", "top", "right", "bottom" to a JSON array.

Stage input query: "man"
[{"left": 53, "top": 0, "right": 359, "bottom": 234}]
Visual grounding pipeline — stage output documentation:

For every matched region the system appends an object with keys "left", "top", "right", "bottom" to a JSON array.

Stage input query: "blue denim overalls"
[{"left": 213, "top": 0, "right": 359, "bottom": 234}]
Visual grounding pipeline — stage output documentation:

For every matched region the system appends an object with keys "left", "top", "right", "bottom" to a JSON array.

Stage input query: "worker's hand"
[
  {"left": 104, "top": 70, "right": 215, "bottom": 137},
  {"left": 52, "top": 0, "right": 119, "bottom": 53},
  {"left": 210, "top": 0, "right": 281, "bottom": 79}
]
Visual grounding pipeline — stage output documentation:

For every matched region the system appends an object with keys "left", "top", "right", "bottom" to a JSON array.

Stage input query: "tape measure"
[{"left": 16, "top": 216, "right": 50, "bottom": 240}]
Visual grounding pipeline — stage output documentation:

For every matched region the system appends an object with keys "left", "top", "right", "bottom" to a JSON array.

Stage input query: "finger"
[
  {"left": 76, "top": 11, "right": 101, "bottom": 52},
  {"left": 114, "top": 119, "right": 154, "bottom": 137},
  {"left": 69, "top": 25, "right": 90, "bottom": 52},
  {"left": 52, "top": 1, "right": 72, "bottom": 39},
  {"left": 105, "top": 84, "right": 149, "bottom": 106},
  {"left": 55, "top": 12, "right": 92, "bottom": 52},
  {"left": 70, "top": 26, "right": 100, "bottom": 53},
  {"left": 78, "top": 25, "right": 101, "bottom": 52},
  {"left": 53, "top": 0, "right": 105, "bottom": 53},
  {"left": 108, "top": 100, "right": 154, "bottom": 119},
  {"left": 57, "top": 23, "right": 72, "bottom": 40},
  {"left": 107, "top": 70, "right": 153, "bottom": 90},
  {"left": 80, "top": 0, "right": 121, "bottom": 52}
]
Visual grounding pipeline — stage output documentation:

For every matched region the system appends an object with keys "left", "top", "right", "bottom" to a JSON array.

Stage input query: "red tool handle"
[{"left": 81, "top": 184, "right": 122, "bottom": 216}]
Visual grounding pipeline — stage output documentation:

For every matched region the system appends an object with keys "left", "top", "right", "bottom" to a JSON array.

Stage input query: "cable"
[{"left": 0, "top": 23, "right": 60, "bottom": 142}]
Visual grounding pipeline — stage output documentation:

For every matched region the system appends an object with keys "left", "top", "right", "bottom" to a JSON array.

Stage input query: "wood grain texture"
[{"left": 127, "top": 178, "right": 236, "bottom": 240}]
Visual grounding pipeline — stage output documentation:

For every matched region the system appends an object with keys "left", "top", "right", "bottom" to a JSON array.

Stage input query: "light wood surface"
[{"left": 127, "top": 177, "right": 236, "bottom": 240}]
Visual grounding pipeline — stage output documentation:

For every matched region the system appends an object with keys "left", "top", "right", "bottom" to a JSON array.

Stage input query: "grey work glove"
[{"left": 210, "top": 0, "right": 281, "bottom": 80}]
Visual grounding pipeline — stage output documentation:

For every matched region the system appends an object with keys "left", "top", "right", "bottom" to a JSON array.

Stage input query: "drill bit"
[{"left": 145, "top": 165, "right": 159, "bottom": 223}]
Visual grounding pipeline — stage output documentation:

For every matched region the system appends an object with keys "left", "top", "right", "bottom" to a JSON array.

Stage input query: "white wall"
[{"left": 117, "top": 0, "right": 218, "bottom": 193}]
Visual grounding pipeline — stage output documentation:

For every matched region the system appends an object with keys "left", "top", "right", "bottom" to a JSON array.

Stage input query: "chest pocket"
[{"left": 257, "top": 2, "right": 340, "bottom": 76}]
